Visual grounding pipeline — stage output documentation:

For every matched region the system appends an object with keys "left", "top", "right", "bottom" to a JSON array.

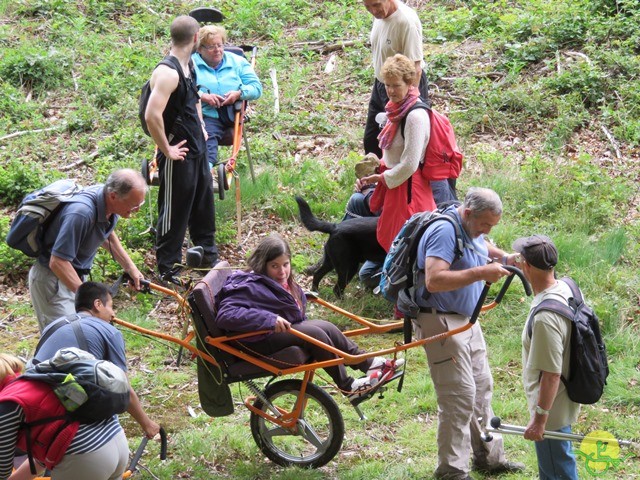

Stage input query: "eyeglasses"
[
  {"left": 201, "top": 43, "right": 224, "bottom": 51},
  {"left": 129, "top": 200, "right": 145, "bottom": 212}
]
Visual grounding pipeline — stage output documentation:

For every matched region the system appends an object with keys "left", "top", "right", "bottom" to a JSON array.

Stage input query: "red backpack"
[{"left": 401, "top": 101, "right": 463, "bottom": 181}]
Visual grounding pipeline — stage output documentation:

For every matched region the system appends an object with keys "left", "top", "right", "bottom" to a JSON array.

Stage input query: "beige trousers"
[
  {"left": 51, "top": 429, "right": 129, "bottom": 480},
  {"left": 414, "top": 312, "right": 506, "bottom": 479}
]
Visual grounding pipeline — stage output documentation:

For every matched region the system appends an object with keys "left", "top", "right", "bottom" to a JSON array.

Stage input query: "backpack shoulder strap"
[
  {"left": 526, "top": 298, "right": 575, "bottom": 338},
  {"left": 440, "top": 209, "right": 464, "bottom": 261},
  {"left": 33, "top": 314, "right": 86, "bottom": 358},
  {"left": 71, "top": 319, "right": 89, "bottom": 352},
  {"left": 559, "top": 277, "right": 584, "bottom": 306},
  {"left": 400, "top": 99, "right": 430, "bottom": 138},
  {"left": 158, "top": 56, "right": 191, "bottom": 115}
]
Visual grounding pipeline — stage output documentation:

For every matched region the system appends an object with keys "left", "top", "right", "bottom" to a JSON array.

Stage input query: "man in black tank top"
[{"left": 144, "top": 15, "right": 218, "bottom": 282}]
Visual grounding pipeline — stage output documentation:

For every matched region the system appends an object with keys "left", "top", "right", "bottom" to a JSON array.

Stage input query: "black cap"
[{"left": 512, "top": 235, "right": 558, "bottom": 270}]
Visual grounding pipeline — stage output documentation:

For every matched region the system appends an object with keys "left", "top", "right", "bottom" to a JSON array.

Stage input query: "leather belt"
[{"left": 419, "top": 307, "right": 457, "bottom": 315}]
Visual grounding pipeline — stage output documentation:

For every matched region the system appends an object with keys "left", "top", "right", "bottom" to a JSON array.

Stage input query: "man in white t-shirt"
[
  {"left": 362, "top": 0, "right": 428, "bottom": 158},
  {"left": 514, "top": 235, "right": 579, "bottom": 480}
]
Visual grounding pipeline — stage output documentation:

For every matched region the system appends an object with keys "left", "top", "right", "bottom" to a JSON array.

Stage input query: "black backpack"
[
  {"left": 139, "top": 55, "right": 192, "bottom": 136},
  {"left": 527, "top": 277, "right": 609, "bottom": 404},
  {"left": 18, "top": 347, "right": 131, "bottom": 474},
  {"left": 377, "top": 205, "right": 464, "bottom": 318}
]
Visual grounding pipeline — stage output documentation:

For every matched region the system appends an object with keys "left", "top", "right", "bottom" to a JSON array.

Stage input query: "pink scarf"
[{"left": 377, "top": 86, "right": 420, "bottom": 151}]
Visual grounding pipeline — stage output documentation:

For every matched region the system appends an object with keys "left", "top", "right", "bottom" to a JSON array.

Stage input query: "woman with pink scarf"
[{"left": 360, "top": 54, "right": 436, "bottom": 253}]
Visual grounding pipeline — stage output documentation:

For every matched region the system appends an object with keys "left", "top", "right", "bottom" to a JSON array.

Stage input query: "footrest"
[{"left": 349, "top": 369, "right": 404, "bottom": 408}]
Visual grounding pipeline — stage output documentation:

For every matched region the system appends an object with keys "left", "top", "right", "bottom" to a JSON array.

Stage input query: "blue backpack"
[
  {"left": 377, "top": 206, "right": 463, "bottom": 318},
  {"left": 6, "top": 180, "right": 86, "bottom": 257}
]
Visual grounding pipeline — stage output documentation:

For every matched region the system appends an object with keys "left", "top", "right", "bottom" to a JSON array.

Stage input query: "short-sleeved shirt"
[
  {"left": 34, "top": 313, "right": 127, "bottom": 372},
  {"left": 522, "top": 281, "right": 580, "bottom": 430},
  {"left": 39, "top": 185, "right": 118, "bottom": 271},
  {"left": 371, "top": 1, "right": 424, "bottom": 81},
  {"left": 416, "top": 207, "right": 489, "bottom": 317}
]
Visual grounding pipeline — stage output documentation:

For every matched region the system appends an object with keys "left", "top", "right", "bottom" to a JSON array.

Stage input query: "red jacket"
[
  {"left": 370, "top": 162, "right": 436, "bottom": 251},
  {"left": 0, "top": 375, "right": 79, "bottom": 470}
]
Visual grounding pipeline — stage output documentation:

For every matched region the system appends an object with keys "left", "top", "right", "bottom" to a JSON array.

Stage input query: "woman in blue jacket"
[
  {"left": 215, "top": 234, "right": 403, "bottom": 401},
  {"left": 192, "top": 25, "right": 263, "bottom": 171}
]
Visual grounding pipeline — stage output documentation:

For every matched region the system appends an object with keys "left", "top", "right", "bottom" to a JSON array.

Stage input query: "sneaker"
[
  {"left": 347, "top": 371, "right": 382, "bottom": 401},
  {"left": 367, "top": 357, "right": 405, "bottom": 380}
]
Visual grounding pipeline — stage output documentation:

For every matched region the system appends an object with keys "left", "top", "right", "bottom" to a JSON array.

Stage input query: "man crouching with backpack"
[
  {"left": 513, "top": 235, "right": 580, "bottom": 480},
  {"left": 30, "top": 282, "right": 160, "bottom": 479}
]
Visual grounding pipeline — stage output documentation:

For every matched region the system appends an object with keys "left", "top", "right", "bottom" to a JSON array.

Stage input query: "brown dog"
[{"left": 295, "top": 196, "right": 386, "bottom": 297}]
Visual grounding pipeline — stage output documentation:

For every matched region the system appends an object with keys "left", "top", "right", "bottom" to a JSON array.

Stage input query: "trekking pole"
[{"left": 481, "top": 416, "right": 633, "bottom": 447}]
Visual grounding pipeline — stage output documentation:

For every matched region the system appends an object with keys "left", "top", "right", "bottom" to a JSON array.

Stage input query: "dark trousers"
[
  {"left": 240, "top": 319, "right": 373, "bottom": 391},
  {"left": 363, "top": 70, "right": 430, "bottom": 158},
  {"left": 155, "top": 152, "right": 217, "bottom": 274}
]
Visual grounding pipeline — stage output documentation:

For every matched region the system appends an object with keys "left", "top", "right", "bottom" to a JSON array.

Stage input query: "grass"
[{"left": 0, "top": 0, "right": 639, "bottom": 478}]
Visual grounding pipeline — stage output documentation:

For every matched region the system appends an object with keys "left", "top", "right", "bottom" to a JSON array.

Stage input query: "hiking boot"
[
  {"left": 201, "top": 253, "right": 218, "bottom": 269},
  {"left": 160, "top": 267, "right": 183, "bottom": 287},
  {"left": 473, "top": 460, "right": 525, "bottom": 474},
  {"left": 347, "top": 371, "right": 382, "bottom": 402},
  {"left": 367, "top": 357, "right": 405, "bottom": 380}
]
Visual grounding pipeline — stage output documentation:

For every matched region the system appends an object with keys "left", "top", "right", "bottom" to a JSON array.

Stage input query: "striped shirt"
[{"left": 0, "top": 401, "right": 122, "bottom": 478}]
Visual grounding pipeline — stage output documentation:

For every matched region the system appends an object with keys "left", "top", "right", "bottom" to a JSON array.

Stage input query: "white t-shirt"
[
  {"left": 522, "top": 280, "right": 581, "bottom": 430},
  {"left": 370, "top": 1, "right": 424, "bottom": 81}
]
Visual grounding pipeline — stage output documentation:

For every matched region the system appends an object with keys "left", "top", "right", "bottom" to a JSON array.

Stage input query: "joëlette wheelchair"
[{"left": 109, "top": 261, "right": 530, "bottom": 469}]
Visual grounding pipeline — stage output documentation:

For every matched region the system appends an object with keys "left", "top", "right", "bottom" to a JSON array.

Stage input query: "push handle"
[
  {"left": 128, "top": 427, "right": 167, "bottom": 473},
  {"left": 469, "top": 266, "right": 531, "bottom": 324}
]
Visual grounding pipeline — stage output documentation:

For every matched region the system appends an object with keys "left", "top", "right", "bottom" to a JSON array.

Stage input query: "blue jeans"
[
  {"left": 359, "top": 260, "right": 382, "bottom": 289},
  {"left": 535, "top": 425, "right": 578, "bottom": 480},
  {"left": 204, "top": 116, "right": 228, "bottom": 169},
  {"left": 342, "top": 190, "right": 377, "bottom": 221},
  {"left": 342, "top": 192, "right": 382, "bottom": 287}
]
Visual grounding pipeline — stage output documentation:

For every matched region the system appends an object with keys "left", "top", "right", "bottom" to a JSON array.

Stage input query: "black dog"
[{"left": 295, "top": 196, "right": 386, "bottom": 297}]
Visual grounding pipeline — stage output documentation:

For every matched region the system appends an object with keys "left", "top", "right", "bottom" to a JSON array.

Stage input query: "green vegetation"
[{"left": 0, "top": 0, "right": 638, "bottom": 478}]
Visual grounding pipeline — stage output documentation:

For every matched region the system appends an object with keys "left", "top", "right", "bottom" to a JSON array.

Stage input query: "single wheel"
[
  {"left": 217, "top": 162, "right": 226, "bottom": 200},
  {"left": 141, "top": 158, "right": 151, "bottom": 186},
  {"left": 249, "top": 379, "right": 344, "bottom": 468}
]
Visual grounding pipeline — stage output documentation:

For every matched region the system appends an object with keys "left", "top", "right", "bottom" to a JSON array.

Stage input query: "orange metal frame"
[{"left": 32, "top": 268, "right": 526, "bottom": 479}]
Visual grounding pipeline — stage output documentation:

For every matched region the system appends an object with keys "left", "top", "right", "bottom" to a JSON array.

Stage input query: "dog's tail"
[{"left": 295, "top": 196, "right": 337, "bottom": 234}]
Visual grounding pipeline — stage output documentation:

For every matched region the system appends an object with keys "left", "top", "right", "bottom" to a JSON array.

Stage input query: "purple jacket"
[{"left": 214, "top": 271, "right": 307, "bottom": 341}]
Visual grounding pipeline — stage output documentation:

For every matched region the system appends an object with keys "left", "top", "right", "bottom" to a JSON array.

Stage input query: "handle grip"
[{"left": 128, "top": 427, "right": 167, "bottom": 473}]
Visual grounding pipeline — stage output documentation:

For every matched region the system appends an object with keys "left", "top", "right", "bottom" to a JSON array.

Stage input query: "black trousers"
[
  {"left": 363, "top": 70, "right": 430, "bottom": 158},
  {"left": 155, "top": 152, "right": 217, "bottom": 274}
]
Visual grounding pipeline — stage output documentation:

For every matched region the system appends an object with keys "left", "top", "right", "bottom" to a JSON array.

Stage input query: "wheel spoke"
[
  {"left": 262, "top": 424, "right": 294, "bottom": 440},
  {"left": 297, "top": 418, "right": 327, "bottom": 450},
  {"left": 249, "top": 379, "right": 344, "bottom": 468}
]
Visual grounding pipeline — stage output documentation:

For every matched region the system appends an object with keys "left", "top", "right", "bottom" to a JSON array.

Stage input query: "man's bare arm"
[{"left": 144, "top": 66, "right": 188, "bottom": 160}]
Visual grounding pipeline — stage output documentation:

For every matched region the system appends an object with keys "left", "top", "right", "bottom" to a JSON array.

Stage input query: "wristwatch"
[{"left": 535, "top": 405, "right": 550, "bottom": 416}]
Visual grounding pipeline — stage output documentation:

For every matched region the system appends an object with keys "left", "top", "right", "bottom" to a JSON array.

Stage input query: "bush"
[
  {"left": 0, "top": 160, "right": 49, "bottom": 206},
  {"left": 0, "top": 216, "right": 33, "bottom": 275},
  {"left": 0, "top": 81, "right": 40, "bottom": 132},
  {"left": 0, "top": 46, "right": 71, "bottom": 93},
  {"left": 544, "top": 62, "right": 608, "bottom": 108}
]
